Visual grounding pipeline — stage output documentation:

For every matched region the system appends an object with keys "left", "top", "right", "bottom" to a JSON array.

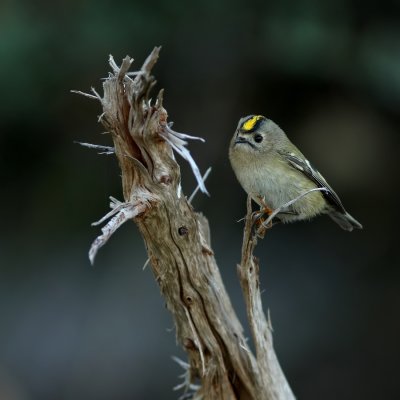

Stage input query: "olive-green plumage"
[{"left": 229, "top": 115, "right": 362, "bottom": 231}]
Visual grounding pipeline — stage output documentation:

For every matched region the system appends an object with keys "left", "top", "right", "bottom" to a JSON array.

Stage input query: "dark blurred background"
[{"left": 1, "top": 0, "right": 399, "bottom": 399}]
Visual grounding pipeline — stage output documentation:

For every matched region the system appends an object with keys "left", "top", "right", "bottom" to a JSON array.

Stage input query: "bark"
[{"left": 76, "top": 47, "right": 295, "bottom": 400}]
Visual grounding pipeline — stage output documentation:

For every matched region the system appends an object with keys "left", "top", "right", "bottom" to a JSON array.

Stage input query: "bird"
[{"left": 229, "top": 115, "right": 363, "bottom": 231}]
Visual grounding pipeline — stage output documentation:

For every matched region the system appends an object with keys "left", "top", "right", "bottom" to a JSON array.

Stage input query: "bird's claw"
[{"left": 251, "top": 208, "right": 274, "bottom": 238}]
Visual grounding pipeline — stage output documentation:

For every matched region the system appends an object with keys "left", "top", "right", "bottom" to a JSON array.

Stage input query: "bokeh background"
[{"left": 1, "top": 0, "right": 399, "bottom": 399}]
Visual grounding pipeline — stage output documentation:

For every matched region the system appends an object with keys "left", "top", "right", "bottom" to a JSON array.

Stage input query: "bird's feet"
[{"left": 251, "top": 196, "right": 274, "bottom": 238}]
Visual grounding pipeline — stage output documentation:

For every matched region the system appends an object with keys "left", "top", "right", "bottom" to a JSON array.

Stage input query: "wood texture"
[{"left": 81, "top": 48, "right": 295, "bottom": 400}]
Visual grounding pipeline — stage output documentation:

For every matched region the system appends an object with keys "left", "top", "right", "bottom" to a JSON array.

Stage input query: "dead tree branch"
[{"left": 76, "top": 47, "right": 295, "bottom": 400}]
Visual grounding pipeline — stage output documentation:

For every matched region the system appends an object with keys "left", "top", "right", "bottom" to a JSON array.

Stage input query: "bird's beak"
[{"left": 234, "top": 136, "right": 249, "bottom": 145}]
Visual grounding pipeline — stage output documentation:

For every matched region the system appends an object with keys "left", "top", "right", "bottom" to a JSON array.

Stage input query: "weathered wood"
[
  {"left": 238, "top": 197, "right": 295, "bottom": 399},
  {"left": 79, "top": 48, "right": 295, "bottom": 400}
]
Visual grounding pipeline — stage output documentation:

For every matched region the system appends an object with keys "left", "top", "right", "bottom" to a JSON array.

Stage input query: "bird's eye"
[{"left": 254, "top": 134, "right": 263, "bottom": 143}]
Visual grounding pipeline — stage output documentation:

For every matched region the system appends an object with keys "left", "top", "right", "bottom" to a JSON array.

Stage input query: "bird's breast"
[{"left": 232, "top": 156, "right": 325, "bottom": 215}]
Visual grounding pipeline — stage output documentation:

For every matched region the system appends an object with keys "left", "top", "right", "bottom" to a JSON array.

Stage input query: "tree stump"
[{"left": 75, "top": 47, "right": 295, "bottom": 400}]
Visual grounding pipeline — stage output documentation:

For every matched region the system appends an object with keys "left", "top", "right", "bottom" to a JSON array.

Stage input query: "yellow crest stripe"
[{"left": 242, "top": 115, "right": 264, "bottom": 131}]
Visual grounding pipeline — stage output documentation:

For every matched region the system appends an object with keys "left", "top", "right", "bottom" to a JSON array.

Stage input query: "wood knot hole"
[
  {"left": 185, "top": 296, "right": 193, "bottom": 306},
  {"left": 178, "top": 226, "right": 189, "bottom": 236},
  {"left": 159, "top": 175, "right": 172, "bottom": 185},
  {"left": 183, "top": 338, "right": 197, "bottom": 350}
]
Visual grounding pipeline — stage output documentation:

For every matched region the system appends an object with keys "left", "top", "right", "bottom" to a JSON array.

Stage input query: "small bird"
[{"left": 229, "top": 115, "right": 362, "bottom": 231}]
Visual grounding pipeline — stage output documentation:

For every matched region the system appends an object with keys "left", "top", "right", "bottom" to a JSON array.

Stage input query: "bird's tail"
[{"left": 329, "top": 211, "right": 363, "bottom": 232}]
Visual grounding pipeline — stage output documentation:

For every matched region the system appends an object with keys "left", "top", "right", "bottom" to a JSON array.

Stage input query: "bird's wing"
[{"left": 279, "top": 150, "right": 346, "bottom": 213}]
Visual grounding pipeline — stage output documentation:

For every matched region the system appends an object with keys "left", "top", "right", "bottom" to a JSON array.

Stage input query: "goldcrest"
[{"left": 229, "top": 115, "right": 362, "bottom": 231}]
